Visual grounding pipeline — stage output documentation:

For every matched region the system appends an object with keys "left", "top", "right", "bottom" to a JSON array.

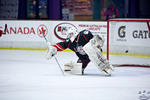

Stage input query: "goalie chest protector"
[{"left": 56, "top": 30, "right": 93, "bottom": 60}]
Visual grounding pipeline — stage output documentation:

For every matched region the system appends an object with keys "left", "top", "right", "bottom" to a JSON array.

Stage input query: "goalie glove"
[{"left": 46, "top": 42, "right": 57, "bottom": 60}]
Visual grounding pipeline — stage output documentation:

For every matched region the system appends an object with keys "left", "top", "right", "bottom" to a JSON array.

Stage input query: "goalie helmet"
[
  {"left": 67, "top": 27, "right": 78, "bottom": 42},
  {"left": 91, "top": 34, "right": 105, "bottom": 47}
]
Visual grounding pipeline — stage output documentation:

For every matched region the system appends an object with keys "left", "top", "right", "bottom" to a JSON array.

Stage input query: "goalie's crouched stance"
[{"left": 45, "top": 29, "right": 114, "bottom": 76}]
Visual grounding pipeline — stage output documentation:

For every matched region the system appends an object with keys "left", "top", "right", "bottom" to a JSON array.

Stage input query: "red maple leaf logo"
[{"left": 37, "top": 24, "right": 48, "bottom": 38}]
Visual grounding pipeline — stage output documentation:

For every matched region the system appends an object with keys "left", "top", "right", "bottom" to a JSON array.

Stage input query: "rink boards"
[
  {"left": 0, "top": 20, "right": 150, "bottom": 58},
  {"left": 0, "top": 20, "right": 107, "bottom": 48}
]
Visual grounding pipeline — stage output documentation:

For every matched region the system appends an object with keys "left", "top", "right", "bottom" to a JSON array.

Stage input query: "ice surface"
[{"left": 0, "top": 50, "right": 150, "bottom": 100}]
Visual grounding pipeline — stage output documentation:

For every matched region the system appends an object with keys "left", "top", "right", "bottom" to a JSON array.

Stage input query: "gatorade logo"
[{"left": 118, "top": 26, "right": 126, "bottom": 38}]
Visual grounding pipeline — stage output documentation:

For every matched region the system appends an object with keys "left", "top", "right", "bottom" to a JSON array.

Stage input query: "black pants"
[{"left": 77, "top": 58, "right": 90, "bottom": 70}]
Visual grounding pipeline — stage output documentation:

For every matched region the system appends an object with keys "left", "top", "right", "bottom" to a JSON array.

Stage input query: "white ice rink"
[{"left": 0, "top": 50, "right": 150, "bottom": 100}]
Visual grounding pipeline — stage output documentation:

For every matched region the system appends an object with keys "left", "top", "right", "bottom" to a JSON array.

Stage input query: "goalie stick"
[{"left": 42, "top": 32, "right": 65, "bottom": 76}]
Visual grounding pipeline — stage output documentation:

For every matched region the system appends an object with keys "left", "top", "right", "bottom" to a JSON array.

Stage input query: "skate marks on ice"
[{"left": 0, "top": 50, "right": 150, "bottom": 100}]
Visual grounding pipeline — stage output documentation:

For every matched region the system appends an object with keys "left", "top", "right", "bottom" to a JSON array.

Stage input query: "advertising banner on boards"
[
  {"left": 0, "top": 20, "right": 107, "bottom": 48},
  {"left": 111, "top": 22, "right": 150, "bottom": 47}
]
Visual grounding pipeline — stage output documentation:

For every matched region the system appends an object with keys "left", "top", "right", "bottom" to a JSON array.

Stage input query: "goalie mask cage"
[{"left": 107, "top": 19, "right": 150, "bottom": 67}]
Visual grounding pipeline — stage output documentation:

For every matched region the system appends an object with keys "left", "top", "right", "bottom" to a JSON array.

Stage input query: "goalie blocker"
[{"left": 83, "top": 35, "right": 114, "bottom": 76}]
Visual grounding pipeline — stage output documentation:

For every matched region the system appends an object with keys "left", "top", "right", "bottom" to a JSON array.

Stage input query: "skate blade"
[
  {"left": 64, "top": 64, "right": 72, "bottom": 67},
  {"left": 64, "top": 65, "right": 72, "bottom": 71},
  {"left": 64, "top": 69, "right": 71, "bottom": 71}
]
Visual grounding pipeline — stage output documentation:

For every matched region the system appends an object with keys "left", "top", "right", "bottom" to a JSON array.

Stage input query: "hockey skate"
[
  {"left": 64, "top": 61, "right": 82, "bottom": 75},
  {"left": 64, "top": 61, "right": 74, "bottom": 71},
  {"left": 102, "top": 65, "right": 114, "bottom": 76}
]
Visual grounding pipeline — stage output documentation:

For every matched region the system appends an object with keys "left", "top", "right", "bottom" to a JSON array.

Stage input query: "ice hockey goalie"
[
  {"left": 83, "top": 35, "right": 114, "bottom": 76},
  {"left": 46, "top": 28, "right": 114, "bottom": 76}
]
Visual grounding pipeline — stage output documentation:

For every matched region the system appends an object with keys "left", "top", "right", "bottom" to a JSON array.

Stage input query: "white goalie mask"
[
  {"left": 91, "top": 34, "right": 105, "bottom": 47},
  {"left": 67, "top": 28, "right": 78, "bottom": 42}
]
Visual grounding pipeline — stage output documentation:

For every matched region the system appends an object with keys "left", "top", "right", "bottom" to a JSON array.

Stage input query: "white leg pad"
[
  {"left": 83, "top": 41, "right": 114, "bottom": 76},
  {"left": 71, "top": 63, "right": 82, "bottom": 75}
]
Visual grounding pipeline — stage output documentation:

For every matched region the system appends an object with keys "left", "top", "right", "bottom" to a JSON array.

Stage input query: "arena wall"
[{"left": 0, "top": 20, "right": 150, "bottom": 58}]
